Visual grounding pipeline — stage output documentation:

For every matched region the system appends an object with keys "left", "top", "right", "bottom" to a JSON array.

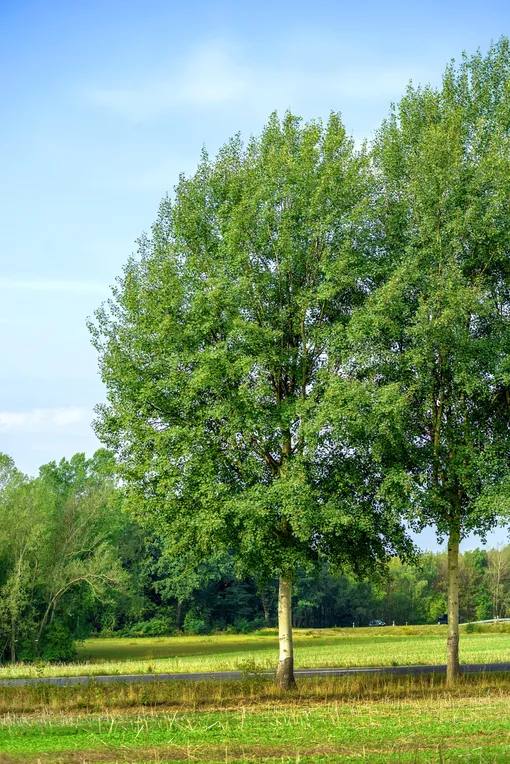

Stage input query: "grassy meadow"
[
  {"left": 1, "top": 627, "right": 508, "bottom": 761},
  {"left": 0, "top": 624, "right": 508, "bottom": 680},
  {"left": 0, "top": 673, "right": 509, "bottom": 762}
]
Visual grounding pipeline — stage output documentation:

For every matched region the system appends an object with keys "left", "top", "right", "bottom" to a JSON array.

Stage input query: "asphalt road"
[{"left": 0, "top": 663, "right": 509, "bottom": 687}]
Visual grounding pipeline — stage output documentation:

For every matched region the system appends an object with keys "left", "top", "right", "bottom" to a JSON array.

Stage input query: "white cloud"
[
  {"left": 0, "top": 279, "right": 109, "bottom": 295},
  {"left": 0, "top": 407, "right": 90, "bottom": 433},
  {"left": 80, "top": 42, "right": 431, "bottom": 122},
  {"left": 81, "top": 44, "right": 246, "bottom": 119}
]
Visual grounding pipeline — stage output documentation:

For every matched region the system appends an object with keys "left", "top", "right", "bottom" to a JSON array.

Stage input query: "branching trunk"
[
  {"left": 276, "top": 575, "right": 296, "bottom": 690},
  {"left": 447, "top": 523, "right": 461, "bottom": 684}
]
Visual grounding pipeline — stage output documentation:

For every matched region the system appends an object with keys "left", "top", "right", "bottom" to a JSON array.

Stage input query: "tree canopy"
[
  {"left": 90, "top": 111, "right": 413, "bottom": 687},
  {"left": 339, "top": 38, "right": 510, "bottom": 681}
]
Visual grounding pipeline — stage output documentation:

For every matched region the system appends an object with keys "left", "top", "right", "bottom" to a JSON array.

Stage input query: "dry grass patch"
[{"left": 0, "top": 672, "right": 508, "bottom": 715}]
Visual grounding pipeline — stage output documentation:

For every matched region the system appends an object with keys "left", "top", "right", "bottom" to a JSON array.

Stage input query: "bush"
[
  {"left": 124, "top": 618, "right": 175, "bottom": 638},
  {"left": 40, "top": 622, "right": 77, "bottom": 662},
  {"left": 182, "top": 611, "right": 207, "bottom": 635},
  {"left": 232, "top": 616, "right": 267, "bottom": 634},
  {"left": 99, "top": 627, "right": 116, "bottom": 638},
  {"left": 233, "top": 618, "right": 252, "bottom": 634}
]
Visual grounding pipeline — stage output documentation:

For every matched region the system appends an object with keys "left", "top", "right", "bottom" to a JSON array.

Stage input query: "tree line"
[{"left": 1, "top": 448, "right": 509, "bottom": 664}]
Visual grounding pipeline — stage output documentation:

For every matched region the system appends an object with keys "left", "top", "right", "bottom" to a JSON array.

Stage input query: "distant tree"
[
  {"left": 347, "top": 39, "right": 510, "bottom": 682},
  {"left": 0, "top": 453, "right": 17, "bottom": 492},
  {"left": 34, "top": 452, "right": 125, "bottom": 651},
  {"left": 150, "top": 548, "right": 235, "bottom": 629},
  {"left": 486, "top": 547, "right": 510, "bottom": 619},
  {"left": 90, "top": 112, "right": 411, "bottom": 688},
  {"left": 0, "top": 470, "right": 48, "bottom": 662},
  {"left": 461, "top": 549, "right": 490, "bottom": 622},
  {"left": 0, "top": 451, "right": 124, "bottom": 662}
]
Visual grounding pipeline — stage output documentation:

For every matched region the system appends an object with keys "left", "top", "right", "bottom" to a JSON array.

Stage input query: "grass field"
[
  {"left": 0, "top": 673, "right": 509, "bottom": 762},
  {"left": 0, "top": 624, "right": 508, "bottom": 680}
]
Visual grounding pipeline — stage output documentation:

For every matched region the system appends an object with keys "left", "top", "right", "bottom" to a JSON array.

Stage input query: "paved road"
[{"left": 0, "top": 663, "right": 509, "bottom": 688}]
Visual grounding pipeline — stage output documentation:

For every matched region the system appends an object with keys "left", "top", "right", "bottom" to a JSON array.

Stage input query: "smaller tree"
[
  {"left": 486, "top": 547, "right": 510, "bottom": 619},
  {"left": 0, "top": 466, "right": 48, "bottom": 662},
  {"left": 35, "top": 452, "right": 125, "bottom": 653},
  {"left": 347, "top": 40, "right": 510, "bottom": 682},
  {"left": 0, "top": 451, "right": 125, "bottom": 662}
]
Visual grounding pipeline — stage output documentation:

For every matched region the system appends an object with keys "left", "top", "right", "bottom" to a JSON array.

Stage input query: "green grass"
[
  {"left": 0, "top": 675, "right": 509, "bottom": 762},
  {"left": 0, "top": 624, "right": 508, "bottom": 680},
  {"left": 1, "top": 631, "right": 508, "bottom": 762}
]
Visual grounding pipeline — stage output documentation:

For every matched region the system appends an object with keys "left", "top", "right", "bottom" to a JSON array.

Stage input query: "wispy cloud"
[
  {"left": 0, "top": 407, "right": 90, "bottom": 433},
  {"left": 80, "top": 42, "right": 430, "bottom": 122},
  {"left": 0, "top": 279, "right": 109, "bottom": 295},
  {"left": 81, "top": 45, "right": 246, "bottom": 118}
]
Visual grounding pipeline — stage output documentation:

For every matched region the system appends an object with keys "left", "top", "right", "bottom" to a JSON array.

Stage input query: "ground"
[
  {"left": 0, "top": 674, "right": 509, "bottom": 762},
  {"left": 0, "top": 626, "right": 508, "bottom": 762},
  {"left": 0, "top": 624, "right": 508, "bottom": 680}
]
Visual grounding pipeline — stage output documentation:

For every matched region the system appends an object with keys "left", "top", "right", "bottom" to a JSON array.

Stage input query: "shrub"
[
  {"left": 124, "top": 618, "right": 175, "bottom": 638},
  {"left": 233, "top": 618, "right": 253, "bottom": 634},
  {"left": 232, "top": 616, "right": 267, "bottom": 634},
  {"left": 182, "top": 611, "right": 207, "bottom": 635},
  {"left": 99, "top": 627, "right": 116, "bottom": 638},
  {"left": 40, "top": 622, "right": 77, "bottom": 662}
]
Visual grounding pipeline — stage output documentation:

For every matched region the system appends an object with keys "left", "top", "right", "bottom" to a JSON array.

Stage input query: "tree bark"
[
  {"left": 260, "top": 590, "right": 271, "bottom": 625},
  {"left": 10, "top": 615, "right": 16, "bottom": 664},
  {"left": 446, "top": 524, "right": 461, "bottom": 684},
  {"left": 275, "top": 575, "right": 296, "bottom": 690}
]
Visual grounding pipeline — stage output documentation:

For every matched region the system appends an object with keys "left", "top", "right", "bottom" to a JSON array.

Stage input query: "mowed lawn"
[
  {"left": 1, "top": 688, "right": 509, "bottom": 762},
  {"left": 0, "top": 625, "right": 508, "bottom": 679}
]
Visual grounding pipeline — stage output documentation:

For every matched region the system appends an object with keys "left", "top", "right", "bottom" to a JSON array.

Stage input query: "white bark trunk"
[
  {"left": 276, "top": 575, "right": 295, "bottom": 689},
  {"left": 447, "top": 527, "right": 460, "bottom": 684}
]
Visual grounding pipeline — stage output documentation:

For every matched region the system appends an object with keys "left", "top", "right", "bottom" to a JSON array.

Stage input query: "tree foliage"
[
  {"left": 0, "top": 451, "right": 124, "bottom": 661},
  {"left": 91, "top": 112, "right": 410, "bottom": 579},
  {"left": 90, "top": 111, "right": 415, "bottom": 687},
  {"left": 340, "top": 39, "right": 510, "bottom": 680}
]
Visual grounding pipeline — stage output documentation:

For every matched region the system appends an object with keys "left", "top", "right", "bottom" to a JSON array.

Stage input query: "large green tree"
[
  {"left": 90, "top": 112, "right": 411, "bottom": 688},
  {"left": 344, "top": 40, "right": 510, "bottom": 682}
]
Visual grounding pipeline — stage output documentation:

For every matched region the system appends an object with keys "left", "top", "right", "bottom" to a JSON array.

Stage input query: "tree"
[
  {"left": 34, "top": 452, "right": 125, "bottom": 652},
  {"left": 0, "top": 451, "right": 125, "bottom": 661},
  {"left": 0, "top": 470, "right": 48, "bottom": 662},
  {"left": 461, "top": 549, "right": 490, "bottom": 622},
  {"left": 347, "top": 39, "right": 510, "bottom": 682},
  {"left": 486, "top": 547, "right": 510, "bottom": 619},
  {"left": 90, "top": 112, "right": 411, "bottom": 688}
]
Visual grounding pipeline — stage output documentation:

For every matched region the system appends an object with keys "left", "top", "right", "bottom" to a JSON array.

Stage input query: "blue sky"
[{"left": 1, "top": 0, "right": 509, "bottom": 550}]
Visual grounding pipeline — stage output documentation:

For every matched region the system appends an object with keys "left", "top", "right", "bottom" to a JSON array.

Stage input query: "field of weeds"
[
  {"left": 0, "top": 673, "right": 509, "bottom": 762},
  {"left": 0, "top": 624, "right": 508, "bottom": 681}
]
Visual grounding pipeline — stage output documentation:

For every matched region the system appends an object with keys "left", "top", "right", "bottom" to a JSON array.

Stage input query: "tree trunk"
[
  {"left": 275, "top": 575, "right": 296, "bottom": 690},
  {"left": 10, "top": 615, "right": 16, "bottom": 664},
  {"left": 447, "top": 525, "right": 461, "bottom": 684},
  {"left": 176, "top": 600, "right": 183, "bottom": 630},
  {"left": 260, "top": 590, "right": 271, "bottom": 625}
]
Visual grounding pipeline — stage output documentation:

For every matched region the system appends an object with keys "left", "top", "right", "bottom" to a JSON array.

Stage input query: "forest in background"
[{"left": 0, "top": 449, "right": 508, "bottom": 663}]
